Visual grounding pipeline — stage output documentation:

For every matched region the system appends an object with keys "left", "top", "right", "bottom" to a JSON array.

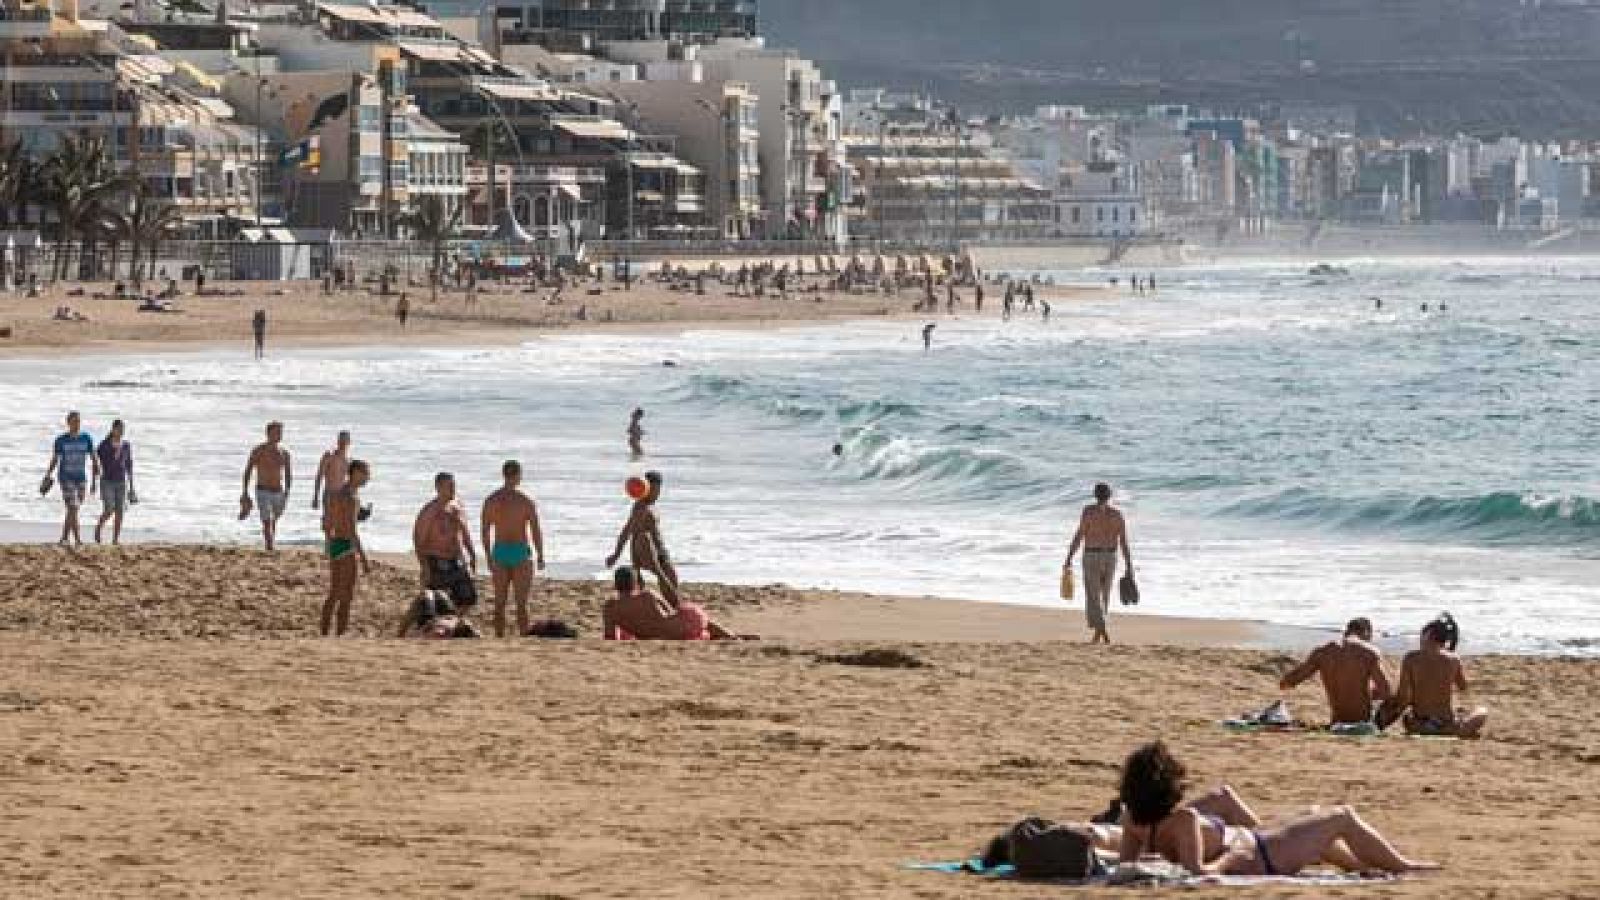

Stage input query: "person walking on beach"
[
  {"left": 975, "top": 280, "right": 985, "bottom": 313},
  {"left": 251, "top": 309, "right": 267, "bottom": 359},
  {"left": 320, "top": 459, "right": 371, "bottom": 637},
  {"left": 42, "top": 411, "right": 99, "bottom": 547},
  {"left": 606, "top": 471, "right": 681, "bottom": 608},
  {"left": 1279, "top": 617, "right": 1393, "bottom": 727},
  {"left": 1064, "top": 483, "right": 1134, "bottom": 644},
  {"left": 241, "top": 421, "right": 292, "bottom": 551},
  {"left": 396, "top": 293, "right": 410, "bottom": 328},
  {"left": 628, "top": 408, "right": 646, "bottom": 459},
  {"left": 482, "top": 460, "right": 545, "bottom": 638},
  {"left": 922, "top": 322, "right": 936, "bottom": 352},
  {"left": 1042, "top": 300, "right": 1052, "bottom": 323},
  {"left": 94, "top": 419, "right": 136, "bottom": 545},
  {"left": 312, "top": 430, "right": 352, "bottom": 510},
  {"left": 413, "top": 472, "right": 478, "bottom": 612}
]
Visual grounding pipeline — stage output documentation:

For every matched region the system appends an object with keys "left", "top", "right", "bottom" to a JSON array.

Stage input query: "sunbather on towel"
[
  {"left": 1382, "top": 613, "right": 1489, "bottom": 739},
  {"left": 603, "top": 566, "right": 741, "bottom": 641},
  {"left": 1116, "top": 741, "right": 1440, "bottom": 877},
  {"left": 1279, "top": 617, "right": 1394, "bottom": 727}
]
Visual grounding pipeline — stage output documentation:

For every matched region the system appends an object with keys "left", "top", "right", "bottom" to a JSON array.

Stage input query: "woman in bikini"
[{"left": 1116, "top": 741, "right": 1439, "bottom": 877}]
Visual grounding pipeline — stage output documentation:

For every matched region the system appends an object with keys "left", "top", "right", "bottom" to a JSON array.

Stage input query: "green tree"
[
  {"left": 402, "top": 195, "right": 462, "bottom": 305},
  {"left": 42, "top": 132, "right": 134, "bottom": 281}
]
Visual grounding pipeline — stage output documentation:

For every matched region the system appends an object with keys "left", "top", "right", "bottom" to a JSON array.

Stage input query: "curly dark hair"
[{"left": 1118, "top": 741, "right": 1189, "bottom": 826}]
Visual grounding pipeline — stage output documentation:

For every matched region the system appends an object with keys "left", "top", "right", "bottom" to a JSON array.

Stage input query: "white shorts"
[{"left": 255, "top": 488, "right": 287, "bottom": 523}]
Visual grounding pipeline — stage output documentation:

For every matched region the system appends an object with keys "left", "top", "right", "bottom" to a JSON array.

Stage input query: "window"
[
  {"left": 1071, "top": 206, "right": 1080, "bottom": 224},
  {"left": 1130, "top": 207, "right": 1137, "bottom": 222},
  {"left": 1096, "top": 206, "right": 1104, "bottom": 222},
  {"left": 1112, "top": 207, "right": 1120, "bottom": 222},
  {"left": 360, "top": 155, "right": 382, "bottom": 183},
  {"left": 358, "top": 104, "right": 381, "bottom": 131}
]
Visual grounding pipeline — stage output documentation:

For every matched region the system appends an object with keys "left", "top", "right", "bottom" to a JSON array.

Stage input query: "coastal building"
[
  {"left": 1, "top": 0, "right": 266, "bottom": 233},
  {"left": 432, "top": 0, "right": 758, "bottom": 51},
  {"left": 1054, "top": 161, "right": 1146, "bottom": 239}
]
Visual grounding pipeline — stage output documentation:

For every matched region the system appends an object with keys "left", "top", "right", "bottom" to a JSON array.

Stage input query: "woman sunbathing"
[{"left": 1116, "top": 741, "right": 1439, "bottom": 877}]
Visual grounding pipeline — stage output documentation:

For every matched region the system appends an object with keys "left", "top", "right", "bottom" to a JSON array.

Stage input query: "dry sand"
[
  {"left": 3, "top": 544, "right": 1598, "bottom": 898},
  {"left": 0, "top": 276, "right": 1094, "bottom": 354}
]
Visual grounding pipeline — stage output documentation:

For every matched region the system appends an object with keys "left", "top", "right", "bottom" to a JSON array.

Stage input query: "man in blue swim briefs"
[
  {"left": 481, "top": 460, "right": 545, "bottom": 638},
  {"left": 43, "top": 411, "right": 99, "bottom": 547}
]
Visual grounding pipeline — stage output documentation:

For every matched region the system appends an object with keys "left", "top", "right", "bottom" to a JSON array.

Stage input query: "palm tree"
[
  {"left": 0, "top": 139, "right": 37, "bottom": 230},
  {"left": 402, "top": 195, "right": 461, "bottom": 304},
  {"left": 42, "top": 133, "right": 134, "bottom": 281},
  {"left": 125, "top": 187, "right": 183, "bottom": 285}
]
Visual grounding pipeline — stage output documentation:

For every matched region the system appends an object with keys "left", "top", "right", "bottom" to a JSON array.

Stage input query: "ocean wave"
[
  {"left": 681, "top": 373, "right": 924, "bottom": 428},
  {"left": 1217, "top": 489, "right": 1600, "bottom": 545}
]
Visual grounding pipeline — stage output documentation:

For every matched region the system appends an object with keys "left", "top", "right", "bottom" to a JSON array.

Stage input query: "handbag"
[{"left": 1119, "top": 572, "right": 1140, "bottom": 606}]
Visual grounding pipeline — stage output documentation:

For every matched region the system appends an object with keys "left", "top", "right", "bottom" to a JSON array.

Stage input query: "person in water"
[
  {"left": 1117, "top": 741, "right": 1439, "bottom": 877},
  {"left": 922, "top": 322, "right": 936, "bottom": 351},
  {"left": 1279, "top": 617, "right": 1393, "bottom": 727},
  {"left": 628, "top": 408, "right": 646, "bottom": 459},
  {"left": 481, "top": 460, "right": 545, "bottom": 638},
  {"left": 94, "top": 418, "right": 136, "bottom": 545},
  {"left": 320, "top": 459, "right": 371, "bottom": 637},
  {"left": 1064, "top": 483, "right": 1134, "bottom": 644},
  {"left": 606, "top": 471, "right": 680, "bottom": 608},
  {"left": 1383, "top": 614, "right": 1488, "bottom": 739},
  {"left": 44, "top": 411, "right": 99, "bottom": 547},
  {"left": 312, "top": 430, "right": 352, "bottom": 510},
  {"left": 603, "top": 566, "right": 742, "bottom": 641}
]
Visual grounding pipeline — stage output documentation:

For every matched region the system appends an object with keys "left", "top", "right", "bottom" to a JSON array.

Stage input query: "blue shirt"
[{"left": 54, "top": 432, "right": 94, "bottom": 483}]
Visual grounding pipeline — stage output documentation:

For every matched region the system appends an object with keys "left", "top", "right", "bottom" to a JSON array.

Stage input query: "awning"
[
  {"left": 478, "top": 81, "right": 562, "bottom": 102},
  {"left": 629, "top": 156, "right": 679, "bottom": 170},
  {"left": 196, "top": 97, "right": 234, "bottom": 118},
  {"left": 558, "top": 184, "right": 583, "bottom": 200},
  {"left": 397, "top": 41, "right": 464, "bottom": 62},
  {"left": 317, "top": 2, "right": 439, "bottom": 28},
  {"left": 554, "top": 118, "right": 632, "bottom": 140}
]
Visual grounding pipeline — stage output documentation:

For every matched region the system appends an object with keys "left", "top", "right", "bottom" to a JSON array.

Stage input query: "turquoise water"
[{"left": 2, "top": 257, "right": 1597, "bottom": 653}]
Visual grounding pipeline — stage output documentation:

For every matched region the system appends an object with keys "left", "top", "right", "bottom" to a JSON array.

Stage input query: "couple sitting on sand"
[
  {"left": 1279, "top": 613, "right": 1489, "bottom": 738},
  {"left": 986, "top": 741, "right": 1438, "bottom": 879}
]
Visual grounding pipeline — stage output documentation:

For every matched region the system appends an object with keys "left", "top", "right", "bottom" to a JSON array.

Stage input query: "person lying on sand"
[
  {"left": 1115, "top": 740, "right": 1439, "bottom": 877},
  {"left": 1279, "top": 617, "right": 1393, "bottom": 727},
  {"left": 1381, "top": 613, "right": 1489, "bottom": 739},
  {"left": 603, "top": 566, "right": 745, "bottom": 641}
]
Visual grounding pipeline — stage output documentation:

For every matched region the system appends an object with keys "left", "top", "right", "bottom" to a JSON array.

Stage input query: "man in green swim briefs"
[
  {"left": 320, "top": 459, "right": 371, "bottom": 637},
  {"left": 481, "top": 460, "right": 545, "bottom": 638}
]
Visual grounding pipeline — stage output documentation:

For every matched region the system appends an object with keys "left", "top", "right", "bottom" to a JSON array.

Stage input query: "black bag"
[
  {"left": 1119, "top": 573, "right": 1140, "bottom": 606},
  {"left": 1003, "top": 817, "right": 1100, "bottom": 880}
]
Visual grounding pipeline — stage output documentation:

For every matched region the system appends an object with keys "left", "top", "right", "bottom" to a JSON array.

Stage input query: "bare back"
[
  {"left": 1316, "top": 639, "right": 1386, "bottom": 724},
  {"left": 482, "top": 488, "right": 536, "bottom": 547},
  {"left": 1078, "top": 504, "right": 1126, "bottom": 549},
  {"left": 1399, "top": 649, "right": 1464, "bottom": 721}
]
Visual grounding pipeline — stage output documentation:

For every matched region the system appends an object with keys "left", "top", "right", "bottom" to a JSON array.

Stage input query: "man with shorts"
[
  {"left": 1064, "top": 482, "right": 1134, "bottom": 644},
  {"left": 1279, "top": 617, "right": 1393, "bottom": 727},
  {"left": 241, "top": 421, "right": 292, "bottom": 551},
  {"left": 413, "top": 472, "right": 478, "bottom": 612},
  {"left": 606, "top": 471, "right": 681, "bottom": 608},
  {"left": 94, "top": 418, "right": 137, "bottom": 545},
  {"left": 481, "top": 460, "right": 545, "bottom": 638},
  {"left": 320, "top": 459, "right": 371, "bottom": 637},
  {"left": 43, "top": 411, "right": 99, "bottom": 547}
]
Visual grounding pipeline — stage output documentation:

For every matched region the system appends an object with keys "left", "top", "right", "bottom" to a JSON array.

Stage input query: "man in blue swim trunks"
[
  {"left": 43, "top": 411, "right": 99, "bottom": 547},
  {"left": 481, "top": 460, "right": 545, "bottom": 638}
]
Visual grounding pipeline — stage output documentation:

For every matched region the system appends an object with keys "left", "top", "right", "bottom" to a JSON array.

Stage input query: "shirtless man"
[
  {"left": 480, "top": 460, "right": 545, "bottom": 638},
  {"left": 1064, "top": 483, "right": 1134, "bottom": 644},
  {"left": 1279, "top": 618, "right": 1393, "bottom": 726},
  {"left": 1384, "top": 614, "right": 1489, "bottom": 739},
  {"left": 606, "top": 471, "right": 681, "bottom": 608},
  {"left": 604, "top": 566, "right": 739, "bottom": 641},
  {"left": 413, "top": 472, "right": 478, "bottom": 611},
  {"left": 241, "top": 421, "right": 292, "bottom": 551},
  {"left": 320, "top": 459, "right": 371, "bottom": 636},
  {"left": 311, "top": 431, "right": 352, "bottom": 510},
  {"left": 627, "top": 408, "right": 645, "bottom": 459}
]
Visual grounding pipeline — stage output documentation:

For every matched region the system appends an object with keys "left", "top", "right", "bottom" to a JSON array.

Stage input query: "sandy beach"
[
  {"left": 0, "top": 275, "right": 1094, "bottom": 353},
  {"left": 2, "top": 544, "right": 1598, "bottom": 897}
]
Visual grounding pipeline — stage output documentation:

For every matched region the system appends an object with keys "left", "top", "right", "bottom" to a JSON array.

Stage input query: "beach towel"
[{"left": 908, "top": 858, "right": 1397, "bottom": 888}]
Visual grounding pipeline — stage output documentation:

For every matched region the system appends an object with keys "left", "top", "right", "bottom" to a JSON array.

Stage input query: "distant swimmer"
[
  {"left": 1064, "top": 483, "right": 1134, "bottom": 645},
  {"left": 320, "top": 459, "right": 371, "bottom": 637},
  {"left": 606, "top": 471, "right": 681, "bottom": 608},
  {"left": 628, "top": 408, "right": 646, "bottom": 459},
  {"left": 241, "top": 421, "right": 292, "bottom": 551},
  {"left": 1042, "top": 300, "right": 1052, "bottom": 323},
  {"left": 1373, "top": 297, "right": 1383, "bottom": 311},
  {"left": 832, "top": 443, "right": 844, "bottom": 458},
  {"left": 481, "top": 460, "right": 546, "bottom": 638},
  {"left": 922, "top": 322, "right": 936, "bottom": 351},
  {"left": 1421, "top": 303, "right": 1430, "bottom": 313},
  {"left": 1279, "top": 617, "right": 1393, "bottom": 728},
  {"left": 312, "top": 430, "right": 352, "bottom": 510}
]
